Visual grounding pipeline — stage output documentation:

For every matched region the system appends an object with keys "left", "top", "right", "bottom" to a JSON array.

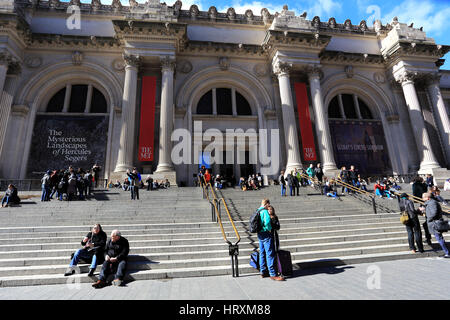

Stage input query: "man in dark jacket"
[
  {"left": 399, "top": 193, "right": 424, "bottom": 253},
  {"left": 65, "top": 224, "right": 107, "bottom": 277},
  {"left": 93, "top": 230, "right": 130, "bottom": 288},
  {"left": 314, "top": 163, "right": 324, "bottom": 183},
  {"left": 420, "top": 193, "right": 449, "bottom": 258},
  {"left": 413, "top": 177, "right": 432, "bottom": 244}
]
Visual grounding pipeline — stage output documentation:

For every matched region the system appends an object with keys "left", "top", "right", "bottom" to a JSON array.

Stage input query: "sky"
[{"left": 84, "top": 0, "right": 450, "bottom": 69}]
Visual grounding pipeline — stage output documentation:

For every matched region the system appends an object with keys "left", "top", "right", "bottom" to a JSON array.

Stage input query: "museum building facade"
[{"left": 0, "top": 0, "right": 449, "bottom": 186}]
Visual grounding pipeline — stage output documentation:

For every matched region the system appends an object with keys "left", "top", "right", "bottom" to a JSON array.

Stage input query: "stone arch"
[
  {"left": 322, "top": 73, "right": 396, "bottom": 119},
  {"left": 17, "top": 62, "right": 123, "bottom": 178},
  {"left": 321, "top": 73, "right": 398, "bottom": 174},
  {"left": 176, "top": 65, "right": 272, "bottom": 116},
  {"left": 16, "top": 61, "right": 123, "bottom": 112}
]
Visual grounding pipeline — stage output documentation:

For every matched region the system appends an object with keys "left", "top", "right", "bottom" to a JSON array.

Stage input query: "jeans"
[
  {"left": 69, "top": 248, "right": 98, "bottom": 269},
  {"left": 1, "top": 196, "right": 10, "bottom": 206},
  {"left": 405, "top": 217, "right": 424, "bottom": 252},
  {"left": 258, "top": 231, "right": 277, "bottom": 277},
  {"left": 49, "top": 187, "right": 57, "bottom": 199},
  {"left": 289, "top": 186, "right": 294, "bottom": 196},
  {"left": 434, "top": 232, "right": 449, "bottom": 256},
  {"left": 423, "top": 221, "right": 432, "bottom": 243},
  {"left": 41, "top": 185, "right": 50, "bottom": 201},
  {"left": 99, "top": 260, "right": 127, "bottom": 281},
  {"left": 130, "top": 186, "right": 139, "bottom": 200},
  {"left": 281, "top": 184, "right": 286, "bottom": 196}
]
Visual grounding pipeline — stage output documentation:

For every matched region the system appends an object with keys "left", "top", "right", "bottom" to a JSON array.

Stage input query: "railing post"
[
  {"left": 372, "top": 196, "right": 377, "bottom": 214},
  {"left": 229, "top": 244, "right": 239, "bottom": 277}
]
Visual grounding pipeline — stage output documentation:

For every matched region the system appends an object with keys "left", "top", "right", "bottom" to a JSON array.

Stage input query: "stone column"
[
  {"left": 155, "top": 56, "right": 176, "bottom": 173},
  {"left": 0, "top": 57, "right": 20, "bottom": 161},
  {"left": 114, "top": 54, "right": 140, "bottom": 172},
  {"left": 426, "top": 74, "right": 450, "bottom": 166},
  {"left": 397, "top": 72, "right": 441, "bottom": 173},
  {"left": 307, "top": 66, "right": 338, "bottom": 173},
  {"left": 274, "top": 61, "right": 302, "bottom": 174}
]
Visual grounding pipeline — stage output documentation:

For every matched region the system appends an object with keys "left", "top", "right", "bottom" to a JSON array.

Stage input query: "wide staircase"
[
  {"left": 216, "top": 184, "right": 442, "bottom": 272},
  {"left": 0, "top": 183, "right": 443, "bottom": 287}
]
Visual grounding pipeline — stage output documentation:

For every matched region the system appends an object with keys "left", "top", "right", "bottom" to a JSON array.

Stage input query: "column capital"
[
  {"left": 122, "top": 53, "right": 141, "bottom": 69},
  {"left": 161, "top": 56, "right": 176, "bottom": 73},
  {"left": 304, "top": 64, "right": 323, "bottom": 80},
  {"left": 273, "top": 61, "right": 293, "bottom": 77},
  {"left": 0, "top": 52, "right": 21, "bottom": 74},
  {"left": 422, "top": 72, "right": 442, "bottom": 87},
  {"left": 395, "top": 70, "right": 420, "bottom": 85}
]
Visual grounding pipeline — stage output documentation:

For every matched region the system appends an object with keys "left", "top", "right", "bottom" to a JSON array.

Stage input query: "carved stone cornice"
[
  {"left": 383, "top": 42, "right": 450, "bottom": 64},
  {"left": 320, "top": 51, "right": 384, "bottom": 65},
  {"left": 25, "top": 33, "right": 122, "bottom": 50},
  {"left": 179, "top": 41, "right": 266, "bottom": 57},
  {"left": 263, "top": 29, "right": 331, "bottom": 51},
  {"left": 123, "top": 53, "right": 141, "bottom": 69},
  {"left": 112, "top": 20, "right": 187, "bottom": 42}
]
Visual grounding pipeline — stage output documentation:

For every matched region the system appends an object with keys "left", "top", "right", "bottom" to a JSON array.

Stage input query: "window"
[
  {"left": 328, "top": 93, "right": 373, "bottom": 120},
  {"left": 197, "top": 90, "right": 213, "bottom": 114},
  {"left": 216, "top": 88, "right": 233, "bottom": 115},
  {"left": 236, "top": 91, "right": 252, "bottom": 115},
  {"left": 46, "top": 84, "right": 108, "bottom": 114},
  {"left": 47, "top": 87, "right": 66, "bottom": 113},
  {"left": 196, "top": 88, "right": 252, "bottom": 115}
]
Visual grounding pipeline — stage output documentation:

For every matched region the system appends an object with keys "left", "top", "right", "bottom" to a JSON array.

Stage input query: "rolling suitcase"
[{"left": 274, "top": 231, "right": 293, "bottom": 277}]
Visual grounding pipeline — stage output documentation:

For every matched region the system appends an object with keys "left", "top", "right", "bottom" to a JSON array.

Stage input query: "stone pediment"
[
  {"left": 269, "top": 6, "right": 314, "bottom": 33},
  {"left": 125, "top": 0, "right": 177, "bottom": 22}
]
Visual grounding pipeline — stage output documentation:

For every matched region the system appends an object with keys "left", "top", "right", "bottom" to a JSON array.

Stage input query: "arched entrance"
[{"left": 327, "top": 92, "right": 392, "bottom": 175}]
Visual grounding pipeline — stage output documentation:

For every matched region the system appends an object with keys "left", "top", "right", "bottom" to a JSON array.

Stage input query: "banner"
[
  {"left": 138, "top": 76, "right": 157, "bottom": 161},
  {"left": 328, "top": 120, "right": 391, "bottom": 175},
  {"left": 27, "top": 115, "right": 108, "bottom": 178},
  {"left": 294, "top": 83, "right": 317, "bottom": 161}
]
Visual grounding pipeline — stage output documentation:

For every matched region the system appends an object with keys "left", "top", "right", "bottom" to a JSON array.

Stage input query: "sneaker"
[
  {"left": 92, "top": 280, "right": 106, "bottom": 288},
  {"left": 113, "top": 279, "right": 122, "bottom": 286},
  {"left": 260, "top": 273, "right": 270, "bottom": 278},
  {"left": 64, "top": 268, "right": 75, "bottom": 276},
  {"left": 87, "top": 268, "right": 95, "bottom": 277},
  {"left": 270, "top": 276, "right": 285, "bottom": 281},
  {"left": 410, "top": 250, "right": 416, "bottom": 254},
  {"left": 444, "top": 255, "right": 450, "bottom": 259}
]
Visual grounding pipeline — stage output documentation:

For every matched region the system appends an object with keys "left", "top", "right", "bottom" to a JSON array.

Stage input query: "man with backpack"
[{"left": 251, "top": 199, "right": 285, "bottom": 281}]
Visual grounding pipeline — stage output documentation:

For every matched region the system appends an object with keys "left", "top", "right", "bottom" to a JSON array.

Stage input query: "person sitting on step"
[
  {"left": 92, "top": 230, "right": 130, "bottom": 288},
  {"left": 1, "top": 184, "right": 20, "bottom": 208},
  {"left": 64, "top": 224, "right": 107, "bottom": 277}
]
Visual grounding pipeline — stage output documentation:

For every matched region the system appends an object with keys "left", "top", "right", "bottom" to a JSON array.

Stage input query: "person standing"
[
  {"left": 41, "top": 170, "right": 51, "bottom": 202},
  {"left": 92, "top": 230, "right": 130, "bottom": 288},
  {"left": 420, "top": 193, "right": 449, "bottom": 258},
  {"left": 127, "top": 169, "right": 139, "bottom": 200},
  {"left": 399, "top": 193, "right": 424, "bottom": 253},
  {"left": 287, "top": 171, "right": 295, "bottom": 197},
  {"left": 306, "top": 164, "right": 315, "bottom": 185},
  {"left": 339, "top": 166, "right": 349, "bottom": 195},
  {"left": 413, "top": 177, "right": 432, "bottom": 245},
  {"left": 92, "top": 163, "right": 102, "bottom": 188},
  {"left": 257, "top": 199, "right": 285, "bottom": 281},
  {"left": 278, "top": 171, "right": 286, "bottom": 197},
  {"left": 314, "top": 163, "right": 324, "bottom": 184}
]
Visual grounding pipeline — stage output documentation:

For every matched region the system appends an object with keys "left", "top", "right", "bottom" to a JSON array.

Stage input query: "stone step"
[
  {"left": 0, "top": 246, "right": 440, "bottom": 287},
  {"left": 0, "top": 225, "right": 410, "bottom": 244}
]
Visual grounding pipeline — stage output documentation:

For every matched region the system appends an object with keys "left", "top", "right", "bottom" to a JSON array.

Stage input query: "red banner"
[
  {"left": 294, "top": 82, "right": 317, "bottom": 161},
  {"left": 138, "top": 76, "right": 157, "bottom": 161}
]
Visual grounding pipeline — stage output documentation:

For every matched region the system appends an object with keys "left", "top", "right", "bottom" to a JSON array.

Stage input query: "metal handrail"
[{"left": 198, "top": 174, "right": 241, "bottom": 276}]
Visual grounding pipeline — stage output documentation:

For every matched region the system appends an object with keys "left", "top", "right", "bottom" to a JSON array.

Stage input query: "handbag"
[
  {"left": 400, "top": 211, "right": 410, "bottom": 225},
  {"left": 434, "top": 219, "right": 450, "bottom": 233}
]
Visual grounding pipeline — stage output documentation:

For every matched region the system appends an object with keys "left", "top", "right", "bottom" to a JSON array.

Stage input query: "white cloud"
[{"left": 382, "top": 0, "right": 450, "bottom": 36}]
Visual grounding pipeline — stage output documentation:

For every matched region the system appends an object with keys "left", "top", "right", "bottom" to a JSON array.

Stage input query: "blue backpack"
[{"left": 249, "top": 208, "right": 264, "bottom": 233}]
